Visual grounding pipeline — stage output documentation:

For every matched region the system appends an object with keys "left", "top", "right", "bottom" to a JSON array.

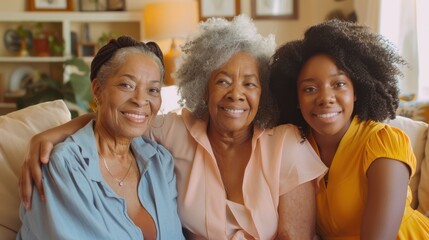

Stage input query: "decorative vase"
[{"left": 33, "top": 37, "right": 50, "bottom": 57}]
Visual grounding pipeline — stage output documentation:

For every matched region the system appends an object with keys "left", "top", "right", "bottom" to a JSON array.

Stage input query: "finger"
[
  {"left": 20, "top": 161, "right": 33, "bottom": 209},
  {"left": 40, "top": 142, "right": 54, "bottom": 164},
  {"left": 30, "top": 151, "right": 45, "bottom": 203}
]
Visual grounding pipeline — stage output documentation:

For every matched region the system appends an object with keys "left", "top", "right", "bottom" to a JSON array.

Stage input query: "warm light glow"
[
  {"left": 143, "top": 1, "right": 198, "bottom": 85},
  {"left": 143, "top": 1, "right": 198, "bottom": 40}
]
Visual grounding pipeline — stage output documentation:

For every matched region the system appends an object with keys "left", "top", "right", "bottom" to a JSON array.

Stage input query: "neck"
[
  {"left": 207, "top": 124, "right": 253, "bottom": 149},
  {"left": 94, "top": 121, "right": 131, "bottom": 159}
]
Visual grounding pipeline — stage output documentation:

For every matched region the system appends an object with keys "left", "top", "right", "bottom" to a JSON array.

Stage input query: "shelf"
[
  {"left": 0, "top": 12, "right": 142, "bottom": 22},
  {"left": 0, "top": 11, "right": 143, "bottom": 106},
  {"left": 0, "top": 56, "right": 66, "bottom": 63}
]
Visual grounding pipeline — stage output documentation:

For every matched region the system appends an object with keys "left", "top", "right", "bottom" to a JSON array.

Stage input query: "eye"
[
  {"left": 216, "top": 79, "right": 230, "bottom": 86},
  {"left": 244, "top": 81, "right": 258, "bottom": 88},
  {"left": 148, "top": 87, "right": 161, "bottom": 96},
  {"left": 119, "top": 82, "right": 134, "bottom": 90},
  {"left": 334, "top": 81, "right": 346, "bottom": 88},
  {"left": 303, "top": 86, "right": 317, "bottom": 93}
]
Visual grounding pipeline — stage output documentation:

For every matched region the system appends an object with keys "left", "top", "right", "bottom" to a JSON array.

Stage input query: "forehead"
[
  {"left": 220, "top": 52, "right": 258, "bottom": 69},
  {"left": 117, "top": 53, "right": 160, "bottom": 75},
  {"left": 299, "top": 54, "right": 340, "bottom": 77}
]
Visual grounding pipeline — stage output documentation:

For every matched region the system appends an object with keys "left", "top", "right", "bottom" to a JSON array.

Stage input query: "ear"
[{"left": 92, "top": 79, "right": 101, "bottom": 103}]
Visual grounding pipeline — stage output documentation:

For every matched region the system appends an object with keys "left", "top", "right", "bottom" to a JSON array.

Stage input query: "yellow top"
[{"left": 311, "top": 117, "right": 429, "bottom": 240}]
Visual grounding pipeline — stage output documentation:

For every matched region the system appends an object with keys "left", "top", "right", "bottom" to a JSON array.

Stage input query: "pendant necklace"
[{"left": 99, "top": 151, "right": 133, "bottom": 187}]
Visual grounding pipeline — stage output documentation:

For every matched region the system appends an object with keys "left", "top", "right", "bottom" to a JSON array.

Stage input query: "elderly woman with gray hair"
[{"left": 20, "top": 15, "right": 326, "bottom": 239}]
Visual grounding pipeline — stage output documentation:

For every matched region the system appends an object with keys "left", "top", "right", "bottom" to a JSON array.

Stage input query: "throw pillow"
[{"left": 0, "top": 100, "right": 71, "bottom": 239}]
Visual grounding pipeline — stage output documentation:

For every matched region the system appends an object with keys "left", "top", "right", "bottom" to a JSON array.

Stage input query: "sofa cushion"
[
  {"left": 387, "top": 116, "right": 428, "bottom": 211},
  {"left": 419, "top": 136, "right": 429, "bottom": 216},
  {"left": 397, "top": 99, "right": 429, "bottom": 124},
  {"left": 0, "top": 100, "right": 71, "bottom": 239}
]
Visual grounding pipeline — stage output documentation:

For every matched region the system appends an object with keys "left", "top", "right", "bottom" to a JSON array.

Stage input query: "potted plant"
[
  {"left": 16, "top": 57, "right": 93, "bottom": 118},
  {"left": 32, "top": 23, "right": 50, "bottom": 57},
  {"left": 32, "top": 22, "right": 64, "bottom": 57},
  {"left": 16, "top": 25, "right": 32, "bottom": 56}
]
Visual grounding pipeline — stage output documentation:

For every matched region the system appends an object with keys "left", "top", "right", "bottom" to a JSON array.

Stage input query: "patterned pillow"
[{"left": 397, "top": 100, "right": 429, "bottom": 123}]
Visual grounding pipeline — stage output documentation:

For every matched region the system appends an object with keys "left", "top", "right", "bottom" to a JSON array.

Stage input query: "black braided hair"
[{"left": 90, "top": 35, "right": 164, "bottom": 81}]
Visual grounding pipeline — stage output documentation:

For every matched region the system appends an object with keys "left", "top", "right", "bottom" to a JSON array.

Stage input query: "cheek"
[
  {"left": 151, "top": 97, "right": 162, "bottom": 113},
  {"left": 250, "top": 90, "right": 261, "bottom": 107}
]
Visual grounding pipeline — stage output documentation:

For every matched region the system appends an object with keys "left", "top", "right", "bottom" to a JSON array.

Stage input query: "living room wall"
[{"left": 0, "top": 0, "right": 354, "bottom": 45}]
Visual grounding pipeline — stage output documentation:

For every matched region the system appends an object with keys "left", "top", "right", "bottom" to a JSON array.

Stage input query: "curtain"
[{"left": 354, "top": 0, "right": 422, "bottom": 99}]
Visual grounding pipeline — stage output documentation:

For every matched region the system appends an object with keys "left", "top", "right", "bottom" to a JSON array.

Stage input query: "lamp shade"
[{"left": 143, "top": 1, "right": 198, "bottom": 40}]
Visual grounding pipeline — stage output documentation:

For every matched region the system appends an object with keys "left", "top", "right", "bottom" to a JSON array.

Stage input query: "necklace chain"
[{"left": 99, "top": 151, "right": 133, "bottom": 187}]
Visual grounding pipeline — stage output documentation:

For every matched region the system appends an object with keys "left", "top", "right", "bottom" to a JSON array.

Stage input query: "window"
[{"left": 379, "top": 0, "right": 428, "bottom": 100}]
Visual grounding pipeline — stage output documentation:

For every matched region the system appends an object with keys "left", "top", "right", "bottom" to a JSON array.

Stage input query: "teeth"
[
  {"left": 223, "top": 108, "right": 244, "bottom": 114},
  {"left": 124, "top": 113, "right": 146, "bottom": 119},
  {"left": 316, "top": 112, "right": 339, "bottom": 118}
]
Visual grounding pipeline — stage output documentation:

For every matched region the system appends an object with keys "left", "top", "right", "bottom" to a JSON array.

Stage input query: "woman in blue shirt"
[{"left": 17, "top": 36, "right": 184, "bottom": 240}]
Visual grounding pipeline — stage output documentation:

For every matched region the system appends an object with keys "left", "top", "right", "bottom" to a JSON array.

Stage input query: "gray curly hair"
[{"left": 175, "top": 15, "right": 278, "bottom": 128}]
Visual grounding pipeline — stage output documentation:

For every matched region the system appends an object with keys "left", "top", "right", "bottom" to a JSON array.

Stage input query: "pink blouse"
[{"left": 148, "top": 109, "right": 327, "bottom": 239}]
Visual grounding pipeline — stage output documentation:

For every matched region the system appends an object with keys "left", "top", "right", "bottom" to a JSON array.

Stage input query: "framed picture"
[
  {"left": 78, "top": 42, "right": 97, "bottom": 57},
  {"left": 79, "top": 0, "right": 107, "bottom": 11},
  {"left": 251, "top": 0, "right": 298, "bottom": 20},
  {"left": 106, "top": 0, "right": 126, "bottom": 11},
  {"left": 198, "top": 0, "right": 240, "bottom": 21},
  {"left": 28, "top": 0, "right": 74, "bottom": 11}
]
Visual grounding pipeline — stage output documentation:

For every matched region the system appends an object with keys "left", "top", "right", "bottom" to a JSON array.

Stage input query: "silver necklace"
[{"left": 99, "top": 151, "right": 133, "bottom": 187}]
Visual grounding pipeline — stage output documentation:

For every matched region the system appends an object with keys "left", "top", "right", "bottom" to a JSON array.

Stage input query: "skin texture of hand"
[
  {"left": 361, "top": 158, "right": 410, "bottom": 239},
  {"left": 276, "top": 181, "right": 317, "bottom": 240},
  {"left": 19, "top": 137, "right": 53, "bottom": 209},
  {"left": 19, "top": 113, "right": 94, "bottom": 209}
]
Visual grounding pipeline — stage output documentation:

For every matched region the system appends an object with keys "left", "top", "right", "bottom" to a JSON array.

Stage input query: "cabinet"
[{"left": 0, "top": 11, "right": 143, "bottom": 113}]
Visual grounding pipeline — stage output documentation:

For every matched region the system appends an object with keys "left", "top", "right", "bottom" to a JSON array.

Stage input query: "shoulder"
[
  {"left": 133, "top": 137, "right": 174, "bottom": 164},
  {"left": 358, "top": 120, "right": 410, "bottom": 144},
  {"left": 263, "top": 123, "right": 304, "bottom": 143},
  {"left": 258, "top": 124, "right": 316, "bottom": 159},
  {"left": 49, "top": 122, "right": 96, "bottom": 172},
  {"left": 358, "top": 120, "right": 415, "bottom": 172}
]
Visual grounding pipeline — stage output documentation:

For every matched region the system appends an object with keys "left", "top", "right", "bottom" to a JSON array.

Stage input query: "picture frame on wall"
[
  {"left": 28, "top": 0, "right": 74, "bottom": 11},
  {"left": 79, "top": 0, "right": 107, "bottom": 11},
  {"left": 198, "top": 0, "right": 240, "bottom": 21},
  {"left": 251, "top": 0, "right": 298, "bottom": 20}
]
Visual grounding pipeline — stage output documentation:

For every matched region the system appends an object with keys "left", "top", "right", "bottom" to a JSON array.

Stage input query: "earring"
[{"left": 90, "top": 97, "right": 99, "bottom": 113}]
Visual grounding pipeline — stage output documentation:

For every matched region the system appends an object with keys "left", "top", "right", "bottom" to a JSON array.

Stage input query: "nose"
[
  {"left": 132, "top": 88, "right": 150, "bottom": 106},
  {"left": 317, "top": 87, "right": 335, "bottom": 106},
  {"left": 226, "top": 84, "right": 245, "bottom": 101}
]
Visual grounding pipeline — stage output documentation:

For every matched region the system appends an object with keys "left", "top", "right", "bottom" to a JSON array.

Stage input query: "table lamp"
[{"left": 144, "top": 0, "right": 198, "bottom": 86}]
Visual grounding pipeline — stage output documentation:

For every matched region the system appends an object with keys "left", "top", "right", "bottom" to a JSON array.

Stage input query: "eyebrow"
[
  {"left": 217, "top": 71, "right": 258, "bottom": 79},
  {"left": 300, "top": 71, "right": 346, "bottom": 82},
  {"left": 122, "top": 74, "right": 162, "bottom": 84}
]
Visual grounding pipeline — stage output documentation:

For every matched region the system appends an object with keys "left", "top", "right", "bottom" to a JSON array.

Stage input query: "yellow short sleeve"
[{"left": 363, "top": 125, "right": 416, "bottom": 177}]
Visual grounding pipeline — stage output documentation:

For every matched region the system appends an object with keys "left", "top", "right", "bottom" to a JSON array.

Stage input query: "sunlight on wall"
[
  {"left": 416, "top": 0, "right": 429, "bottom": 100},
  {"left": 379, "top": 0, "right": 428, "bottom": 100}
]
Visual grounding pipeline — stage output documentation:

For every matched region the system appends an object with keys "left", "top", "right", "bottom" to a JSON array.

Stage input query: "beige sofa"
[{"left": 0, "top": 100, "right": 428, "bottom": 239}]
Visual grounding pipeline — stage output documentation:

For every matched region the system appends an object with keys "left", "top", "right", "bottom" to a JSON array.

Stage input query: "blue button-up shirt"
[{"left": 18, "top": 121, "right": 184, "bottom": 239}]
